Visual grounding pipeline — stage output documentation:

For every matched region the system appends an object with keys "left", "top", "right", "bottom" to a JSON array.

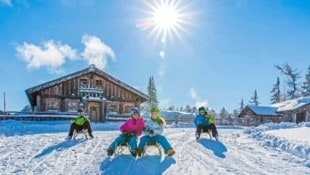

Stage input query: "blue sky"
[{"left": 0, "top": 0, "right": 310, "bottom": 112}]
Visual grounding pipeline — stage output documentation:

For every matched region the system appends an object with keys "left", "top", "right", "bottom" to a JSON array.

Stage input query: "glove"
[
  {"left": 123, "top": 132, "right": 135, "bottom": 138},
  {"left": 149, "top": 130, "right": 154, "bottom": 134}
]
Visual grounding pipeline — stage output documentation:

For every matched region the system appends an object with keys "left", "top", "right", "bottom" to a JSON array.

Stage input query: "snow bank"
[{"left": 244, "top": 122, "right": 310, "bottom": 167}]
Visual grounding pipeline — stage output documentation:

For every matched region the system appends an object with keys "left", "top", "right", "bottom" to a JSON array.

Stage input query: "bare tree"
[
  {"left": 275, "top": 63, "right": 301, "bottom": 99},
  {"left": 301, "top": 65, "right": 310, "bottom": 96}
]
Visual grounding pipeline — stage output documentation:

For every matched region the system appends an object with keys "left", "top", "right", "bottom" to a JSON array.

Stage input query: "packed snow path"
[{"left": 0, "top": 128, "right": 309, "bottom": 175}]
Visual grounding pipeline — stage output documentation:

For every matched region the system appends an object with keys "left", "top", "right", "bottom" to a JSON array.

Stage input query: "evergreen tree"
[
  {"left": 270, "top": 77, "right": 281, "bottom": 104},
  {"left": 301, "top": 65, "right": 310, "bottom": 96},
  {"left": 192, "top": 106, "right": 197, "bottom": 113},
  {"left": 275, "top": 63, "right": 301, "bottom": 99},
  {"left": 168, "top": 105, "right": 174, "bottom": 110},
  {"left": 219, "top": 107, "right": 229, "bottom": 119},
  {"left": 147, "top": 76, "right": 158, "bottom": 109},
  {"left": 249, "top": 89, "right": 260, "bottom": 106},
  {"left": 185, "top": 104, "right": 191, "bottom": 112},
  {"left": 239, "top": 98, "right": 244, "bottom": 112}
]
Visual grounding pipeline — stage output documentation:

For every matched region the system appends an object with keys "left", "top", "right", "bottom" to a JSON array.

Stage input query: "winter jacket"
[
  {"left": 120, "top": 117, "right": 144, "bottom": 136},
  {"left": 73, "top": 115, "right": 90, "bottom": 126},
  {"left": 194, "top": 113, "right": 215, "bottom": 126},
  {"left": 206, "top": 113, "right": 215, "bottom": 124},
  {"left": 144, "top": 117, "right": 165, "bottom": 135}
]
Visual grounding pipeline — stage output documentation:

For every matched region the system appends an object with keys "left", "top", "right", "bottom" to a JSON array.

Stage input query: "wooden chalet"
[
  {"left": 25, "top": 64, "right": 149, "bottom": 122},
  {"left": 238, "top": 105, "right": 282, "bottom": 126},
  {"left": 271, "top": 96, "right": 310, "bottom": 124}
]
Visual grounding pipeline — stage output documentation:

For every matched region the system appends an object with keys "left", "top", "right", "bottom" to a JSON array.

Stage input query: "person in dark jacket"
[
  {"left": 194, "top": 107, "right": 218, "bottom": 140},
  {"left": 67, "top": 109, "right": 94, "bottom": 140}
]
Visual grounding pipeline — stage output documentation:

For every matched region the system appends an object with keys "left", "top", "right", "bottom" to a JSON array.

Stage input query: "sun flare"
[{"left": 136, "top": 0, "right": 192, "bottom": 45}]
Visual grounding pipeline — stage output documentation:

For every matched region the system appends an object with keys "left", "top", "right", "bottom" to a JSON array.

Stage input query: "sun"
[
  {"left": 136, "top": 0, "right": 192, "bottom": 46},
  {"left": 152, "top": 2, "right": 180, "bottom": 31}
]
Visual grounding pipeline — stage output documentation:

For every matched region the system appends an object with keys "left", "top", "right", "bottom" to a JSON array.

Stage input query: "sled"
[
  {"left": 195, "top": 130, "right": 212, "bottom": 140},
  {"left": 114, "top": 142, "right": 133, "bottom": 156},
  {"left": 72, "top": 128, "right": 88, "bottom": 140},
  {"left": 142, "top": 141, "right": 162, "bottom": 156}
]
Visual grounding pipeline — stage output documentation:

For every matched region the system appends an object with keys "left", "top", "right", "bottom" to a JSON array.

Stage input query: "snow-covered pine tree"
[
  {"left": 249, "top": 89, "right": 260, "bottom": 106},
  {"left": 275, "top": 63, "right": 301, "bottom": 99},
  {"left": 185, "top": 104, "right": 191, "bottom": 112},
  {"left": 147, "top": 76, "right": 158, "bottom": 109},
  {"left": 270, "top": 77, "right": 281, "bottom": 104},
  {"left": 239, "top": 98, "right": 244, "bottom": 112},
  {"left": 219, "top": 107, "right": 229, "bottom": 119},
  {"left": 301, "top": 65, "right": 310, "bottom": 97},
  {"left": 168, "top": 105, "right": 174, "bottom": 110}
]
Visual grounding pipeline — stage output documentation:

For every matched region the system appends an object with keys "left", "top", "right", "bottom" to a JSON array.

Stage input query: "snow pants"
[
  {"left": 196, "top": 124, "right": 218, "bottom": 138},
  {"left": 138, "top": 135, "right": 172, "bottom": 153},
  {"left": 109, "top": 134, "right": 138, "bottom": 153}
]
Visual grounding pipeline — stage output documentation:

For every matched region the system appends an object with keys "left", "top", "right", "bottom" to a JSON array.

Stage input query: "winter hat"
[
  {"left": 130, "top": 108, "right": 140, "bottom": 116},
  {"left": 77, "top": 109, "right": 84, "bottom": 113},
  {"left": 151, "top": 107, "right": 160, "bottom": 113},
  {"left": 198, "top": 107, "right": 206, "bottom": 113}
]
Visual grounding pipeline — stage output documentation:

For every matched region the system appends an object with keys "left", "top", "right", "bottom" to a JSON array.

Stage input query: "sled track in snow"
[{"left": 1, "top": 129, "right": 310, "bottom": 174}]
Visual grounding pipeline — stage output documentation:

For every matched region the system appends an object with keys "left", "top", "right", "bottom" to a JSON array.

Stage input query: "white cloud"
[
  {"left": 195, "top": 100, "right": 209, "bottom": 109},
  {"left": 188, "top": 88, "right": 209, "bottom": 108},
  {"left": 0, "top": 0, "right": 12, "bottom": 6},
  {"left": 81, "top": 34, "right": 115, "bottom": 70},
  {"left": 16, "top": 40, "right": 78, "bottom": 73},
  {"left": 189, "top": 88, "right": 197, "bottom": 99}
]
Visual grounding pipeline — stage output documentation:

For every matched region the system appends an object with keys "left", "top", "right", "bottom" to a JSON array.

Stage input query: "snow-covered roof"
[
  {"left": 271, "top": 96, "right": 310, "bottom": 112},
  {"left": 246, "top": 105, "right": 279, "bottom": 116}
]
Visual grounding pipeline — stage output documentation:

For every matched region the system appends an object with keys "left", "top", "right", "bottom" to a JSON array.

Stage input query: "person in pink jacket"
[{"left": 107, "top": 108, "right": 144, "bottom": 157}]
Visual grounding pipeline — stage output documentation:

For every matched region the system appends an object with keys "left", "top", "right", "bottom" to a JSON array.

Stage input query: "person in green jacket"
[{"left": 67, "top": 109, "right": 94, "bottom": 139}]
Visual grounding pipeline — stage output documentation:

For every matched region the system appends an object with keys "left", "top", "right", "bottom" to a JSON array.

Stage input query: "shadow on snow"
[
  {"left": 100, "top": 155, "right": 176, "bottom": 175},
  {"left": 34, "top": 139, "right": 87, "bottom": 158},
  {"left": 198, "top": 139, "right": 228, "bottom": 158}
]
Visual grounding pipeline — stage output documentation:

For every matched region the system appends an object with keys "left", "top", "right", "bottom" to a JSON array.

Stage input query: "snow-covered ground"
[{"left": 0, "top": 120, "right": 309, "bottom": 175}]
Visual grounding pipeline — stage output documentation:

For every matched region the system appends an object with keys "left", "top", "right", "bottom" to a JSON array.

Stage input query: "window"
[
  {"left": 96, "top": 80, "right": 102, "bottom": 88},
  {"left": 80, "top": 79, "right": 88, "bottom": 87}
]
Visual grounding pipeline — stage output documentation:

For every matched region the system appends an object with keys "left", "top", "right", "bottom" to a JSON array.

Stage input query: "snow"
[
  {"left": 0, "top": 120, "right": 309, "bottom": 175},
  {"left": 271, "top": 96, "right": 310, "bottom": 112},
  {"left": 247, "top": 106, "right": 278, "bottom": 116}
]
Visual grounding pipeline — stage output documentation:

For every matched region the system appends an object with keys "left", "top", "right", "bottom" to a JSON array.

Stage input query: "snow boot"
[
  {"left": 137, "top": 148, "right": 143, "bottom": 157},
  {"left": 215, "top": 134, "right": 219, "bottom": 141},
  {"left": 131, "top": 150, "right": 137, "bottom": 157},
  {"left": 107, "top": 148, "right": 114, "bottom": 156},
  {"left": 195, "top": 132, "right": 200, "bottom": 140},
  {"left": 66, "top": 135, "right": 72, "bottom": 140},
  {"left": 166, "top": 149, "right": 175, "bottom": 156}
]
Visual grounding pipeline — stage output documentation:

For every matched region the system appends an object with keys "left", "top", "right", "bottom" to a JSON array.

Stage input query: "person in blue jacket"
[
  {"left": 194, "top": 106, "right": 219, "bottom": 140},
  {"left": 137, "top": 107, "right": 175, "bottom": 157}
]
